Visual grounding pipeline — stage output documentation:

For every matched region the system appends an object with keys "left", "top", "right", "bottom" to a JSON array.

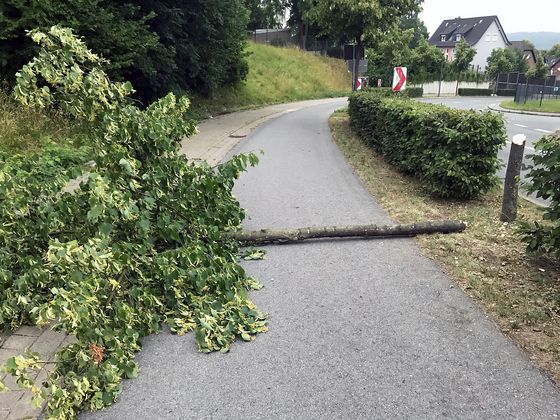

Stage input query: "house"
[
  {"left": 428, "top": 16, "right": 510, "bottom": 70},
  {"left": 545, "top": 56, "right": 560, "bottom": 80},
  {"left": 510, "top": 40, "right": 537, "bottom": 68}
]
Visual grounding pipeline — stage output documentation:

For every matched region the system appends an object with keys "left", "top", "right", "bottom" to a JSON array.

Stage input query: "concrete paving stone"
[
  {"left": 7, "top": 399, "right": 40, "bottom": 420},
  {"left": 0, "top": 336, "right": 36, "bottom": 352},
  {"left": 0, "top": 390, "right": 24, "bottom": 408},
  {"left": 12, "top": 328, "right": 42, "bottom": 338},
  {"left": 30, "top": 330, "right": 66, "bottom": 361},
  {"left": 0, "top": 349, "right": 19, "bottom": 366}
]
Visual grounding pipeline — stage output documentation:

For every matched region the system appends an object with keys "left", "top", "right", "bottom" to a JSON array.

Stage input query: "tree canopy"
[
  {"left": 0, "top": 0, "right": 251, "bottom": 103},
  {"left": 245, "top": 0, "right": 288, "bottom": 30},
  {"left": 304, "top": 0, "right": 421, "bottom": 45},
  {"left": 486, "top": 47, "right": 528, "bottom": 79},
  {"left": 452, "top": 39, "right": 476, "bottom": 73}
]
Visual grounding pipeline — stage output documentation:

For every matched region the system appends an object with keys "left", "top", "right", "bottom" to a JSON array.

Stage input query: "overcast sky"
[{"left": 420, "top": 0, "right": 559, "bottom": 35}]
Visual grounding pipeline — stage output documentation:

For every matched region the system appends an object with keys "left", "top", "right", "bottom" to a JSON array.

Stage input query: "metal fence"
[{"left": 515, "top": 80, "right": 560, "bottom": 103}]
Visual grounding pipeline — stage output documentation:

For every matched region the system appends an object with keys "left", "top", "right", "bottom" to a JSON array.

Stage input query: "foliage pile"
[
  {"left": 0, "top": 27, "right": 267, "bottom": 418},
  {"left": 520, "top": 131, "right": 560, "bottom": 258},
  {"left": 348, "top": 91, "right": 506, "bottom": 198},
  {"left": 0, "top": 0, "right": 249, "bottom": 103}
]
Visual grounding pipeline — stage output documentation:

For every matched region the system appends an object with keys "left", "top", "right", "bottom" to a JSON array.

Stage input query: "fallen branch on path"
[{"left": 226, "top": 220, "right": 466, "bottom": 245}]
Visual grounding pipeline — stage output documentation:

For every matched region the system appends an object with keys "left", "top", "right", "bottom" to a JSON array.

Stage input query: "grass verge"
[
  {"left": 330, "top": 109, "right": 560, "bottom": 383},
  {"left": 502, "top": 99, "right": 560, "bottom": 114},
  {"left": 0, "top": 90, "right": 90, "bottom": 156},
  {"left": 191, "top": 42, "right": 351, "bottom": 118}
]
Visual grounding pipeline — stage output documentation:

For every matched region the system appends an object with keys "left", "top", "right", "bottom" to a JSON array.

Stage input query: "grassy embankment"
[
  {"left": 191, "top": 42, "right": 351, "bottom": 117},
  {"left": 330, "top": 109, "right": 560, "bottom": 384},
  {"left": 1, "top": 42, "right": 350, "bottom": 155},
  {"left": 501, "top": 99, "right": 560, "bottom": 114}
]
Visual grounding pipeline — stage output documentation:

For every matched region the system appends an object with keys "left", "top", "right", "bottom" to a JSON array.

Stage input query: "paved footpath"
[
  {"left": 82, "top": 99, "right": 560, "bottom": 419},
  {"left": 0, "top": 98, "right": 345, "bottom": 420}
]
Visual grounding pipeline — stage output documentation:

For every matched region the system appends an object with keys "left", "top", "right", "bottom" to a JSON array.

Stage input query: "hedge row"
[
  {"left": 348, "top": 92, "right": 506, "bottom": 199},
  {"left": 497, "top": 89, "right": 516, "bottom": 96},
  {"left": 363, "top": 87, "right": 423, "bottom": 98},
  {"left": 458, "top": 88, "right": 493, "bottom": 96}
]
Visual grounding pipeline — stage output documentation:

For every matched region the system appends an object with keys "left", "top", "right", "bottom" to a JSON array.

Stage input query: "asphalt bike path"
[{"left": 84, "top": 99, "right": 560, "bottom": 419}]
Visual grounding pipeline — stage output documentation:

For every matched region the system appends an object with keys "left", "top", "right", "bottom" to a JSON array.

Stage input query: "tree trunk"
[{"left": 226, "top": 220, "right": 466, "bottom": 245}]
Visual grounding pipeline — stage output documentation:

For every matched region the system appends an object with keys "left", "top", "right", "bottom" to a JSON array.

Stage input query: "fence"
[
  {"left": 515, "top": 81, "right": 560, "bottom": 103},
  {"left": 249, "top": 29, "right": 292, "bottom": 46}
]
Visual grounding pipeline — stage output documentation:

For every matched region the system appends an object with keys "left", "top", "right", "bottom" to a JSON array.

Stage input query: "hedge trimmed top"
[{"left": 348, "top": 91, "right": 506, "bottom": 199}]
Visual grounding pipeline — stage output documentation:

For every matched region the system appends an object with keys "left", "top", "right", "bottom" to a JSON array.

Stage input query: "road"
[
  {"left": 84, "top": 99, "right": 560, "bottom": 419},
  {"left": 421, "top": 96, "right": 560, "bottom": 204}
]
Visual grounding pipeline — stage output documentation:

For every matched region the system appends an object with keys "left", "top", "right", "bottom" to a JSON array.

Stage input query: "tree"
[
  {"left": 245, "top": 0, "right": 288, "bottom": 30},
  {"left": 485, "top": 47, "right": 528, "bottom": 79},
  {"left": 409, "top": 38, "right": 446, "bottom": 84},
  {"left": 399, "top": 10, "right": 428, "bottom": 49},
  {"left": 545, "top": 43, "right": 560, "bottom": 58},
  {"left": 526, "top": 54, "right": 549, "bottom": 79},
  {"left": 452, "top": 38, "right": 476, "bottom": 73},
  {"left": 367, "top": 27, "right": 415, "bottom": 84},
  {"left": 0, "top": 0, "right": 160, "bottom": 89},
  {"left": 305, "top": 0, "right": 420, "bottom": 46},
  {"left": 0, "top": 0, "right": 252, "bottom": 103},
  {"left": 135, "top": 0, "right": 250, "bottom": 100}
]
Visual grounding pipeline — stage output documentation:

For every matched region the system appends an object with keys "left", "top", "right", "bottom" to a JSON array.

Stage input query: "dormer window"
[
  {"left": 455, "top": 34, "right": 462, "bottom": 41},
  {"left": 441, "top": 34, "right": 446, "bottom": 41}
]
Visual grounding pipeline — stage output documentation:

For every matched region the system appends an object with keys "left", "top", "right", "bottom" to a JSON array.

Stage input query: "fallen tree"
[{"left": 228, "top": 220, "right": 466, "bottom": 245}]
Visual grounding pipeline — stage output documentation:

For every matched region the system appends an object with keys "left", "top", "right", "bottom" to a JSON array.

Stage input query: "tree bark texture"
[
  {"left": 501, "top": 140, "right": 526, "bottom": 222},
  {"left": 226, "top": 220, "right": 466, "bottom": 245}
]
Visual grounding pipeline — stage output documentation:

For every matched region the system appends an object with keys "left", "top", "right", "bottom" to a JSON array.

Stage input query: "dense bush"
[
  {"left": 362, "top": 87, "right": 423, "bottom": 98},
  {"left": 497, "top": 89, "right": 516, "bottom": 96},
  {"left": 458, "top": 88, "right": 493, "bottom": 96},
  {"left": 405, "top": 87, "right": 424, "bottom": 97},
  {"left": 348, "top": 91, "right": 506, "bottom": 198},
  {"left": 0, "top": 0, "right": 250, "bottom": 103},
  {"left": 519, "top": 131, "right": 560, "bottom": 258}
]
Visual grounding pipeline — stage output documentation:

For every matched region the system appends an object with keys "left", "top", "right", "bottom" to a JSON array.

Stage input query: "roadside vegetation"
[
  {"left": 0, "top": 90, "right": 90, "bottom": 156},
  {"left": 330, "top": 108, "right": 560, "bottom": 384},
  {"left": 501, "top": 99, "right": 560, "bottom": 114}
]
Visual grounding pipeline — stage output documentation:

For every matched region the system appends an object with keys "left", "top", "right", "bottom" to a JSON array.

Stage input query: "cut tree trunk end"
[{"left": 226, "top": 220, "right": 466, "bottom": 245}]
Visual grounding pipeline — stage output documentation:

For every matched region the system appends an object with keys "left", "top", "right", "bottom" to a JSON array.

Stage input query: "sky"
[{"left": 420, "top": 0, "right": 559, "bottom": 35}]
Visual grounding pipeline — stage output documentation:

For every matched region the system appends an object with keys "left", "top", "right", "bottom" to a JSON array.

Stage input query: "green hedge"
[
  {"left": 362, "top": 87, "right": 423, "bottom": 98},
  {"left": 497, "top": 89, "right": 516, "bottom": 96},
  {"left": 520, "top": 131, "right": 560, "bottom": 258},
  {"left": 458, "top": 88, "right": 493, "bottom": 96},
  {"left": 348, "top": 92, "right": 506, "bottom": 198}
]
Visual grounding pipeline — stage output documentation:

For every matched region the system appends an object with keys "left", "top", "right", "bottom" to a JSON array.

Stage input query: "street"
[
  {"left": 420, "top": 96, "right": 560, "bottom": 204},
  {"left": 83, "top": 99, "right": 560, "bottom": 419}
]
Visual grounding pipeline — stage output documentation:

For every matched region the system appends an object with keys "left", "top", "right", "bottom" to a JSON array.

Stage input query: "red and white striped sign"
[{"left": 392, "top": 67, "right": 407, "bottom": 92}]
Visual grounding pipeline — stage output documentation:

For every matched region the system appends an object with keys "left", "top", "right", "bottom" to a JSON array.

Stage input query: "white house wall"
[{"left": 472, "top": 21, "right": 507, "bottom": 70}]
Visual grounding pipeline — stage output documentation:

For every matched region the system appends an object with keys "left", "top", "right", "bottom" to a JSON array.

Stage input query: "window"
[
  {"left": 485, "top": 34, "right": 490, "bottom": 42},
  {"left": 492, "top": 34, "right": 498, "bottom": 41},
  {"left": 440, "top": 34, "right": 446, "bottom": 41},
  {"left": 455, "top": 34, "right": 461, "bottom": 41}
]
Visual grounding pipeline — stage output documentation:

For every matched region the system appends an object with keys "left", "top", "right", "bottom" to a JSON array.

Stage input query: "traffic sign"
[
  {"left": 392, "top": 67, "right": 407, "bottom": 92},
  {"left": 356, "top": 78, "right": 363, "bottom": 90}
]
